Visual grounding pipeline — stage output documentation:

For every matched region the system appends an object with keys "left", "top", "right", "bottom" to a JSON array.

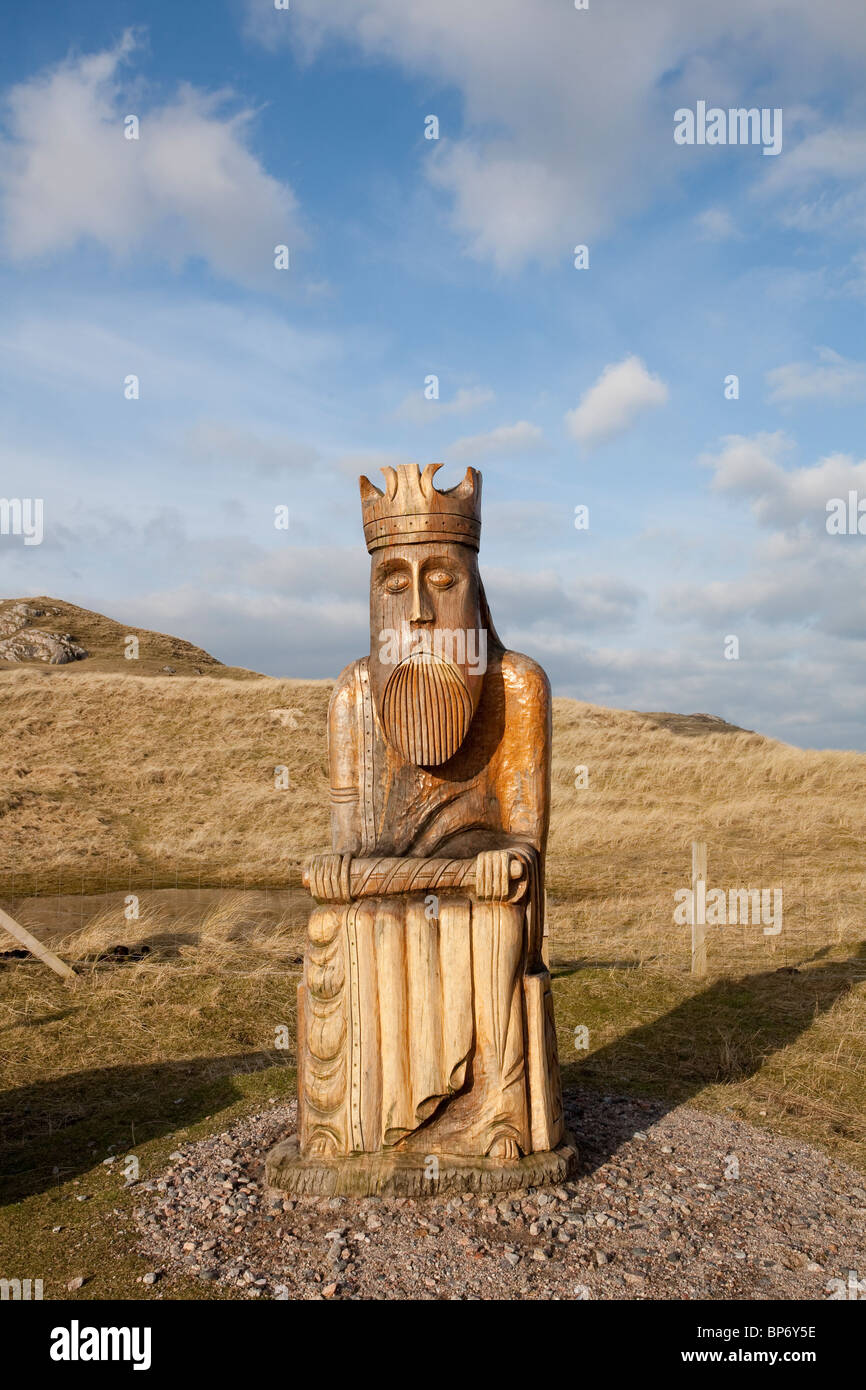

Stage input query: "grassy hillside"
[
  {"left": 0, "top": 671, "right": 329, "bottom": 892},
  {"left": 0, "top": 596, "right": 258, "bottom": 679},
  {"left": 1, "top": 665, "right": 864, "bottom": 972}
]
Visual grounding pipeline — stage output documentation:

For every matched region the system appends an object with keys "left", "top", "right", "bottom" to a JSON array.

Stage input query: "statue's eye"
[
  {"left": 384, "top": 572, "right": 410, "bottom": 593},
  {"left": 427, "top": 570, "right": 454, "bottom": 589}
]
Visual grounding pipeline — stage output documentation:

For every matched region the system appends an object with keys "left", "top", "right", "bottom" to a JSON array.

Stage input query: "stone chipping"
[{"left": 130, "top": 1089, "right": 866, "bottom": 1301}]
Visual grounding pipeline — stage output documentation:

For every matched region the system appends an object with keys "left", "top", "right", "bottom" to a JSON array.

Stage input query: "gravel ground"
[{"left": 130, "top": 1090, "right": 866, "bottom": 1300}]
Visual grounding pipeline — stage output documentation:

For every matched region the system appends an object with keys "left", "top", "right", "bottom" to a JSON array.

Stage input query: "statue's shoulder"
[
  {"left": 500, "top": 648, "right": 551, "bottom": 701},
  {"left": 328, "top": 658, "right": 365, "bottom": 717}
]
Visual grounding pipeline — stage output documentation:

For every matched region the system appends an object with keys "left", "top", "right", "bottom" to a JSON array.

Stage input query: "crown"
[{"left": 359, "top": 463, "right": 482, "bottom": 553}]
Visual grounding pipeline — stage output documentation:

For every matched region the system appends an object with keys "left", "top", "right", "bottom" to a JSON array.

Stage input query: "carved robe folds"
[{"left": 300, "top": 861, "right": 562, "bottom": 1159}]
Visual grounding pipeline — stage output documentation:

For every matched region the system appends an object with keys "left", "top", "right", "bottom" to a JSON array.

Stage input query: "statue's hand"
[
  {"left": 474, "top": 849, "right": 522, "bottom": 901},
  {"left": 304, "top": 852, "right": 353, "bottom": 903}
]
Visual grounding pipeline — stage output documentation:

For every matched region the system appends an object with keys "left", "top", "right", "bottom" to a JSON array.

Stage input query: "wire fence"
[{"left": 1, "top": 839, "right": 863, "bottom": 979}]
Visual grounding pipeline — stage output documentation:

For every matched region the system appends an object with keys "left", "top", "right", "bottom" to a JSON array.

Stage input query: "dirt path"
[{"left": 131, "top": 1089, "right": 866, "bottom": 1300}]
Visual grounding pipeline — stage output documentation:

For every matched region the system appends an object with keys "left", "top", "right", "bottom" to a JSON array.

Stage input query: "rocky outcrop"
[
  {"left": 0, "top": 630, "right": 88, "bottom": 664},
  {"left": 0, "top": 602, "right": 61, "bottom": 638}
]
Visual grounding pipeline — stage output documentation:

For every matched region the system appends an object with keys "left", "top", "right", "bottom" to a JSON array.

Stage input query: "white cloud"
[
  {"left": 485, "top": 567, "right": 642, "bottom": 633},
  {"left": 247, "top": 0, "right": 866, "bottom": 269},
  {"left": 427, "top": 143, "right": 576, "bottom": 272},
  {"left": 763, "top": 126, "right": 866, "bottom": 189},
  {"left": 757, "top": 126, "right": 866, "bottom": 236},
  {"left": 703, "top": 431, "right": 866, "bottom": 528},
  {"left": 121, "top": 581, "right": 368, "bottom": 679},
  {"left": 448, "top": 420, "right": 547, "bottom": 461},
  {"left": 565, "top": 356, "right": 668, "bottom": 448},
  {"left": 694, "top": 207, "right": 740, "bottom": 241},
  {"left": 0, "top": 31, "right": 305, "bottom": 286},
  {"left": 766, "top": 347, "right": 866, "bottom": 404},
  {"left": 393, "top": 384, "right": 494, "bottom": 425},
  {"left": 239, "top": 544, "right": 367, "bottom": 599},
  {"left": 657, "top": 433, "right": 866, "bottom": 663}
]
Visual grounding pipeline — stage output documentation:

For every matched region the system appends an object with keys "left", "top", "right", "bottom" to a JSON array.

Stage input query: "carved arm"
[{"left": 303, "top": 850, "right": 526, "bottom": 904}]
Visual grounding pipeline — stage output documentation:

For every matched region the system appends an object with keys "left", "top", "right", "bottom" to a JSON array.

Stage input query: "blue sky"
[{"left": 2, "top": 1, "right": 866, "bottom": 747}]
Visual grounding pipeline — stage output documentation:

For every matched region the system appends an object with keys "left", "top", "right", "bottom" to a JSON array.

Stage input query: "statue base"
[{"left": 265, "top": 1133, "right": 578, "bottom": 1198}]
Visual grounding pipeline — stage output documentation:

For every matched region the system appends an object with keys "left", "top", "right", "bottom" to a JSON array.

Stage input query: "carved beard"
[{"left": 381, "top": 651, "right": 474, "bottom": 767}]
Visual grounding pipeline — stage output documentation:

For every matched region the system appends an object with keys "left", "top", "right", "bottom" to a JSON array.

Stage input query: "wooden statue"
[{"left": 267, "top": 464, "right": 575, "bottom": 1195}]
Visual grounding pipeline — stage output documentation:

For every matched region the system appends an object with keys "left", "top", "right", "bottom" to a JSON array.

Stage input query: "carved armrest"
[{"left": 302, "top": 850, "right": 525, "bottom": 904}]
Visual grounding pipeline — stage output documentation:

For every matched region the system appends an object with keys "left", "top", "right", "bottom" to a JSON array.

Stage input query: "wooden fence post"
[
  {"left": 0, "top": 904, "right": 77, "bottom": 981},
  {"left": 691, "top": 840, "right": 707, "bottom": 979}
]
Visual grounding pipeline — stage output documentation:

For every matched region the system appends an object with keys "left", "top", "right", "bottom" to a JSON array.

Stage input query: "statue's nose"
[{"left": 409, "top": 570, "right": 433, "bottom": 623}]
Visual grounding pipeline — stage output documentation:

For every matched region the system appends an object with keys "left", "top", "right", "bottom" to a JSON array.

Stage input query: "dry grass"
[
  {"left": 0, "top": 897, "right": 302, "bottom": 1211},
  {"left": 0, "top": 665, "right": 865, "bottom": 1297},
  {"left": 3, "top": 668, "right": 865, "bottom": 980},
  {"left": 0, "top": 671, "right": 331, "bottom": 891},
  {"left": 39, "top": 890, "right": 308, "bottom": 965},
  {"left": 2, "top": 669, "right": 865, "bottom": 974},
  {"left": 548, "top": 699, "right": 866, "bottom": 972},
  {"left": 0, "top": 901, "right": 297, "bottom": 1297}
]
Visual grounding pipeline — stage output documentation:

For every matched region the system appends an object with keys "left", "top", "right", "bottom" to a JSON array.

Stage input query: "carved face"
[{"left": 368, "top": 541, "right": 487, "bottom": 767}]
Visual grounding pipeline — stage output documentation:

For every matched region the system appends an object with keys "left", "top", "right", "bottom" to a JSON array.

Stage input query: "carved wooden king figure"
[{"left": 267, "top": 464, "right": 575, "bottom": 1195}]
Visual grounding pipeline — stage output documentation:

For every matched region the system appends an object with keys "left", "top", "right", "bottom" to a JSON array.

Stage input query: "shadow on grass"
[
  {"left": 0, "top": 1006, "right": 80, "bottom": 1033},
  {"left": 0, "top": 1050, "right": 293, "bottom": 1206},
  {"left": 560, "top": 945, "right": 866, "bottom": 1170},
  {"left": 4, "top": 950, "right": 864, "bottom": 1203},
  {"left": 552, "top": 959, "right": 642, "bottom": 974}
]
